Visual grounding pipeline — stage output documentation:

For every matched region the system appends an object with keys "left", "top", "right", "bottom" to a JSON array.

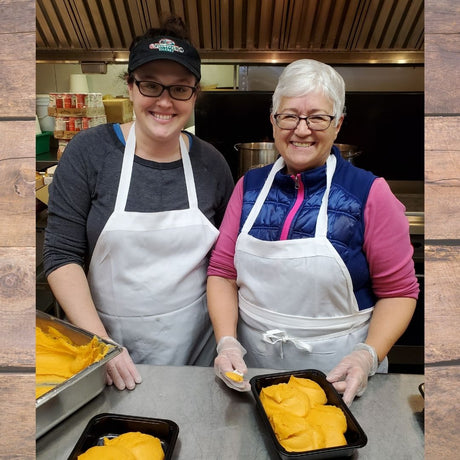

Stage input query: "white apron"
[
  {"left": 235, "top": 154, "right": 386, "bottom": 373},
  {"left": 87, "top": 124, "right": 219, "bottom": 365}
]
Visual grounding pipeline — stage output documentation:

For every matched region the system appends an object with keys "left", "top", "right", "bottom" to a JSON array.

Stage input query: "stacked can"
[{"left": 49, "top": 92, "right": 107, "bottom": 137}]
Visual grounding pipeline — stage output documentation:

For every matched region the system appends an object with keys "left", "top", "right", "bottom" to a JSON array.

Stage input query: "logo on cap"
[{"left": 149, "top": 39, "right": 184, "bottom": 54}]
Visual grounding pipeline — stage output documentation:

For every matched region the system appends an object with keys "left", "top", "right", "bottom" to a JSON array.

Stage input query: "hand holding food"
[
  {"left": 214, "top": 336, "right": 251, "bottom": 392},
  {"left": 225, "top": 369, "right": 244, "bottom": 382}
]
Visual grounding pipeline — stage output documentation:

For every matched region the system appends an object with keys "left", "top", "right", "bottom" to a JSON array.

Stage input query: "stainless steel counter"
[{"left": 36, "top": 366, "right": 424, "bottom": 459}]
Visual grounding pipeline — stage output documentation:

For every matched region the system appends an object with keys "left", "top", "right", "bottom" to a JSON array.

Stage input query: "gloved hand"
[
  {"left": 326, "top": 343, "right": 378, "bottom": 406},
  {"left": 214, "top": 336, "right": 251, "bottom": 392},
  {"left": 105, "top": 347, "right": 143, "bottom": 391}
]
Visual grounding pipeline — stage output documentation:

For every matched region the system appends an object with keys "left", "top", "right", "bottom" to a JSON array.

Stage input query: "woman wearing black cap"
[{"left": 44, "top": 16, "right": 234, "bottom": 390}]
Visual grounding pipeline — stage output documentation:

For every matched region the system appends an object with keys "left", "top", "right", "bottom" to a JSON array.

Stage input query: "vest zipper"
[{"left": 280, "top": 174, "right": 304, "bottom": 240}]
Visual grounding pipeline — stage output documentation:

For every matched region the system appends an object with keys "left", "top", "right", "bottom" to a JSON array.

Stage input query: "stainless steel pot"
[
  {"left": 234, "top": 142, "right": 363, "bottom": 177},
  {"left": 234, "top": 142, "right": 279, "bottom": 177}
]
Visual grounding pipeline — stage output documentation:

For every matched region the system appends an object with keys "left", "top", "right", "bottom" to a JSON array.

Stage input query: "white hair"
[{"left": 271, "top": 59, "right": 346, "bottom": 126}]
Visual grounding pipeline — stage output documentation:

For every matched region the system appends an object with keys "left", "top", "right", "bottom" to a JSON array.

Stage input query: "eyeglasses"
[
  {"left": 274, "top": 113, "right": 335, "bottom": 131},
  {"left": 134, "top": 79, "right": 197, "bottom": 101}
]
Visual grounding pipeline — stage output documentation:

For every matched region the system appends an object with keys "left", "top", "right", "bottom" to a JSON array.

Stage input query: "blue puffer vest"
[{"left": 240, "top": 146, "right": 377, "bottom": 311}]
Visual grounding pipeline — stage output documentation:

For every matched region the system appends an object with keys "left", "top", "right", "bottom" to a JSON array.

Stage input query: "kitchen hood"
[{"left": 36, "top": 0, "right": 424, "bottom": 65}]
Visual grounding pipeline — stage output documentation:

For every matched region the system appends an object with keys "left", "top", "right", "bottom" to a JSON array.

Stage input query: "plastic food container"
[
  {"left": 67, "top": 413, "right": 179, "bottom": 459},
  {"left": 250, "top": 369, "right": 367, "bottom": 459},
  {"left": 36, "top": 311, "right": 123, "bottom": 439}
]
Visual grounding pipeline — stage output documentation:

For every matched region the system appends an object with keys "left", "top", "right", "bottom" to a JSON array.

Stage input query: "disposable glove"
[
  {"left": 326, "top": 343, "right": 378, "bottom": 406},
  {"left": 214, "top": 336, "right": 251, "bottom": 392},
  {"left": 105, "top": 346, "right": 143, "bottom": 391}
]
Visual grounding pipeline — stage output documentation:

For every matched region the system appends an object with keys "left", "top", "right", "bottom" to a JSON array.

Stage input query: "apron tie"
[{"left": 262, "top": 329, "right": 334, "bottom": 359}]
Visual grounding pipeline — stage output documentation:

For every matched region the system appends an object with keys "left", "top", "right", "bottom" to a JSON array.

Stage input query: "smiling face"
[
  {"left": 271, "top": 91, "right": 343, "bottom": 175},
  {"left": 128, "top": 59, "right": 197, "bottom": 144}
]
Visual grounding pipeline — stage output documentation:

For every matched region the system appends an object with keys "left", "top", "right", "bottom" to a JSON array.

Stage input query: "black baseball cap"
[{"left": 128, "top": 35, "right": 201, "bottom": 81}]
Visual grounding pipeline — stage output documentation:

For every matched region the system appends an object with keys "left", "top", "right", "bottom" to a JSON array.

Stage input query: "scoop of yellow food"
[
  {"left": 225, "top": 370, "right": 244, "bottom": 382},
  {"left": 287, "top": 376, "right": 327, "bottom": 407},
  {"left": 306, "top": 405, "right": 347, "bottom": 448},
  {"left": 280, "top": 422, "right": 326, "bottom": 452},
  {"left": 306, "top": 404, "right": 347, "bottom": 434},
  {"left": 35, "top": 325, "right": 111, "bottom": 399},
  {"left": 322, "top": 430, "right": 347, "bottom": 449},
  {"left": 77, "top": 444, "right": 136, "bottom": 459},
  {"left": 78, "top": 432, "right": 164, "bottom": 460},
  {"left": 269, "top": 411, "right": 308, "bottom": 441},
  {"left": 260, "top": 382, "right": 311, "bottom": 418},
  {"left": 105, "top": 432, "right": 164, "bottom": 459}
]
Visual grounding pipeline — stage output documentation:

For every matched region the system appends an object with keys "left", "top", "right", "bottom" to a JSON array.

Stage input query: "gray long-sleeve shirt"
[{"left": 43, "top": 123, "right": 234, "bottom": 276}]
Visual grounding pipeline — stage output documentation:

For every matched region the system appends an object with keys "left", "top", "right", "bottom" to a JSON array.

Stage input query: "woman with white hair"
[{"left": 207, "top": 59, "right": 418, "bottom": 405}]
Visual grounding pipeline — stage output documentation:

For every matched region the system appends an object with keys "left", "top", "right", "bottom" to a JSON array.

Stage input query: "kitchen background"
[
  {"left": 36, "top": 0, "right": 424, "bottom": 374},
  {"left": 36, "top": 63, "right": 423, "bottom": 138}
]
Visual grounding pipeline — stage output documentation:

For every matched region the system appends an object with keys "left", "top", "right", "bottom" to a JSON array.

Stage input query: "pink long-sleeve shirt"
[{"left": 208, "top": 177, "right": 419, "bottom": 300}]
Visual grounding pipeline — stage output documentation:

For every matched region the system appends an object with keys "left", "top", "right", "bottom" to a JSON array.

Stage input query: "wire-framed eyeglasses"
[
  {"left": 134, "top": 79, "right": 197, "bottom": 101},
  {"left": 274, "top": 113, "right": 335, "bottom": 131}
]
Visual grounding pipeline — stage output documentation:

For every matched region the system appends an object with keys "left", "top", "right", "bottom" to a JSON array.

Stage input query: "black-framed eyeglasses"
[
  {"left": 134, "top": 79, "right": 197, "bottom": 101},
  {"left": 274, "top": 113, "right": 335, "bottom": 131}
]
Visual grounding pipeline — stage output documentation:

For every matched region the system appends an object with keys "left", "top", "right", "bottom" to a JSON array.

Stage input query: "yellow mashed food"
[
  {"left": 288, "top": 375, "right": 328, "bottom": 406},
  {"left": 36, "top": 325, "right": 111, "bottom": 399},
  {"left": 261, "top": 382, "right": 311, "bottom": 418},
  {"left": 77, "top": 432, "right": 164, "bottom": 460},
  {"left": 77, "top": 445, "right": 136, "bottom": 460},
  {"left": 260, "top": 376, "right": 347, "bottom": 452}
]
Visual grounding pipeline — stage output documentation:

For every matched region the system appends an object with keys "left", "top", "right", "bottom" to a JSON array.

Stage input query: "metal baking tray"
[
  {"left": 67, "top": 413, "right": 179, "bottom": 459},
  {"left": 250, "top": 369, "right": 367, "bottom": 459},
  {"left": 36, "top": 310, "right": 123, "bottom": 439}
]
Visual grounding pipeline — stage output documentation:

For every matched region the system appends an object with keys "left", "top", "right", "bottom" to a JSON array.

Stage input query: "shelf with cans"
[{"left": 47, "top": 92, "right": 107, "bottom": 159}]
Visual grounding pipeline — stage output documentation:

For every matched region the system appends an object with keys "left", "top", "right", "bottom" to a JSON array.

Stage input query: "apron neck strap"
[
  {"left": 114, "top": 123, "right": 136, "bottom": 211},
  {"left": 241, "top": 157, "right": 285, "bottom": 234},
  {"left": 114, "top": 125, "right": 198, "bottom": 211},
  {"left": 315, "top": 153, "right": 336, "bottom": 237},
  {"left": 241, "top": 153, "right": 337, "bottom": 237},
  {"left": 179, "top": 134, "right": 199, "bottom": 209}
]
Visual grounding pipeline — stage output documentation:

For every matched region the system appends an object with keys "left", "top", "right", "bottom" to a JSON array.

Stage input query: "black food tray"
[
  {"left": 250, "top": 369, "right": 367, "bottom": 459},
  {"left": 67, "top": 413, "right": 179, "bottom": 459}
]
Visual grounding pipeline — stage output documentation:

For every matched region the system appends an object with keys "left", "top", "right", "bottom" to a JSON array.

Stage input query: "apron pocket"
[{"left": 99, "top": 293, "right": 214, "bottom": 365}]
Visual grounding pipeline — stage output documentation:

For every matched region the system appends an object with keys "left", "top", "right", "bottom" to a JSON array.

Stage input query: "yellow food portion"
[
  {"left": 306, "top": 404, "right": 347, "bottom": 434},
  {"left": 77, "top": 445, "right": 136, "bottom": 460},
  {"left": 36, "top": 325, "right": 111, "bottom": 399},
  {"left": 225, "top": 371, "right": 243, "bottom": 382},
  {"left": 260, "top": 376, "right": 347, "bottom": 452},
  {"left": 36, "top": 385, "right": 55, "bottom": 399},
  {"left": 288, "top": 375, "right": 328, "bottom": 406},
  {"left": 281, "top": 422, "right": 326, "bottom": 452},
  {"left": 106, "top": 432, "right": 164, "bottom": 459},
  {"left": 78, "top": 432, "right": 164, "bottom": 460},
  {"left": 261, "top": 382, "right": 311, "bottom": 418}
]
